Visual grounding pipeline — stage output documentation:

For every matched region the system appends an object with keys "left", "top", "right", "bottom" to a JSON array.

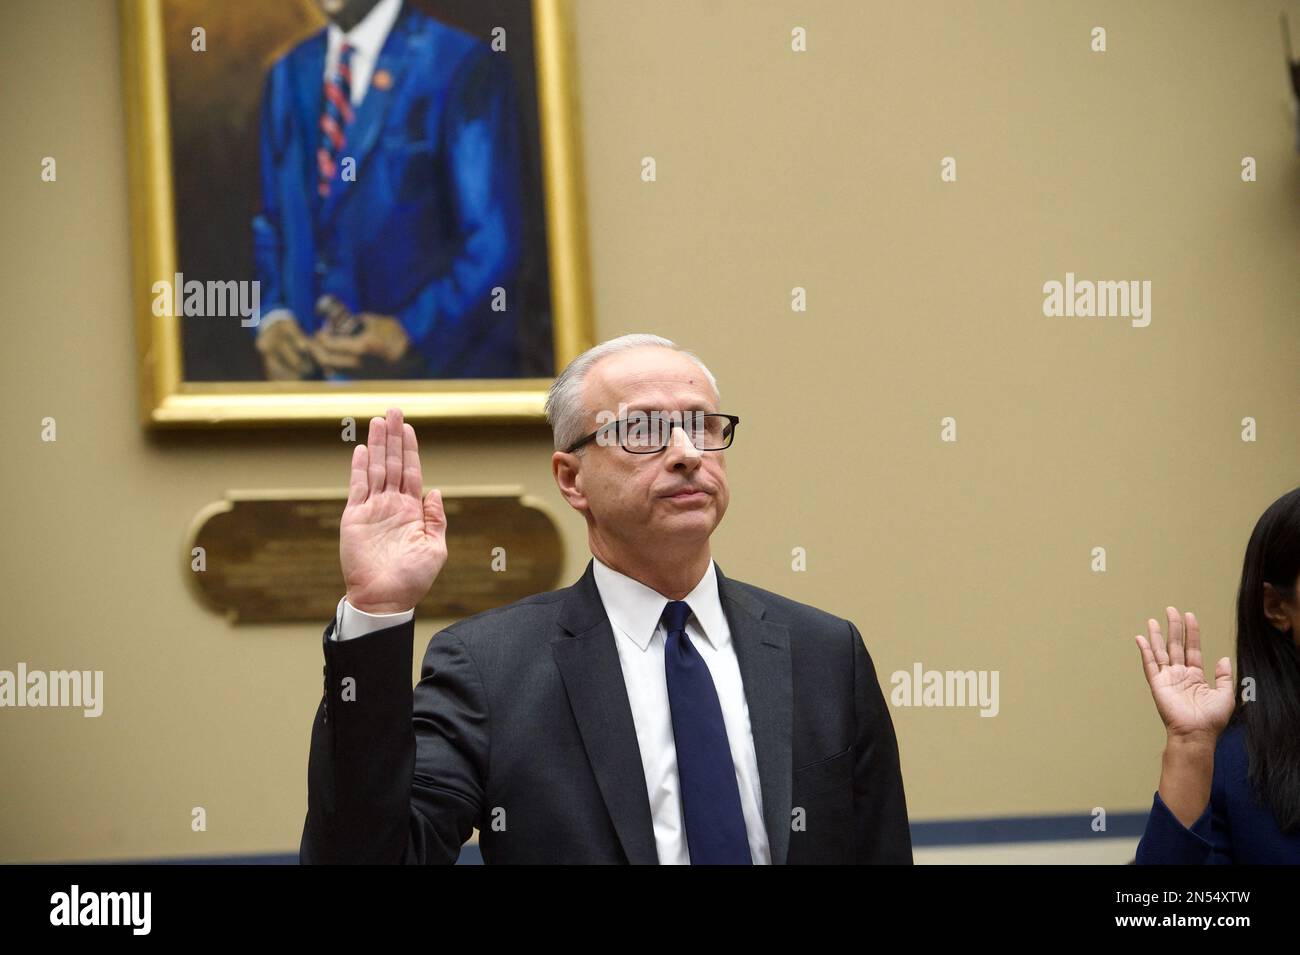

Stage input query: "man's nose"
[{"left": 663, "top": 425, "right": 704, "bottom": 469}]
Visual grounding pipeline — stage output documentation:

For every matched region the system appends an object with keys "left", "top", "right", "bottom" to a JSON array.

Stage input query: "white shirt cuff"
[
  {"left": 332, "top": 596, "right": 416, "bottom": 641},
  {"left": 255, "top": 308, "right": 295, "bottom": 335}
]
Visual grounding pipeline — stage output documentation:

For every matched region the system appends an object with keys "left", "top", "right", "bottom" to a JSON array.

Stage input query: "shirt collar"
[
  {"left": 591, "top": 556, "right": 727, "bottom": 653},
  {"left": 327, "top": 0, "right": 403, "bottom": 60}
]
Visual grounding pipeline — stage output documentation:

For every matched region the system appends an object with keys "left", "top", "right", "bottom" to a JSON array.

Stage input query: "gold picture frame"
[{"left": 120, "top": 0, "right": 593, "bottom": 427}]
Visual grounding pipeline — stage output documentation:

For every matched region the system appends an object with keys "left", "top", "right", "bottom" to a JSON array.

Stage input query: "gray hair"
[{"left": 544, "top": 333, "right": 721, "bottom": 452}]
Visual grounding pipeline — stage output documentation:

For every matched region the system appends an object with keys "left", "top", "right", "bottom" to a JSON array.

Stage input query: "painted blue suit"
[{"left": 252, "top": 5, "right": 525, "bottom": 378}]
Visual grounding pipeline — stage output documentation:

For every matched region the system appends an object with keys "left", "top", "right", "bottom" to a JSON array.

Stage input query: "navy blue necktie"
[{"left": 662, "top": 599, "right": 752, "bottom": 864}]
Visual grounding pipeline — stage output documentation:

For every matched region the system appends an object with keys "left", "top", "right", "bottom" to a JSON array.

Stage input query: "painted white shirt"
[{"left": 324, "top": 0, "right": 403, "bottom": 106}]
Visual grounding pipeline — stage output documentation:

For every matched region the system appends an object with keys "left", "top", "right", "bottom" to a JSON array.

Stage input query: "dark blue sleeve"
[{"left": 1134, "top": 739, "right": 1233, "bottom": 864}]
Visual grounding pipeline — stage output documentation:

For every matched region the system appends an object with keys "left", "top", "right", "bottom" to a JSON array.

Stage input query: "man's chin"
[{"left": 654, "top": 506, "right": 719, "bottom": 536}]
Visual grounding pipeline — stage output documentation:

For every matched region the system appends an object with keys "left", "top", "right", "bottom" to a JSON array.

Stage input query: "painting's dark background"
[{"left": 164, "top": 0, "right": 555, "bottom": 381}]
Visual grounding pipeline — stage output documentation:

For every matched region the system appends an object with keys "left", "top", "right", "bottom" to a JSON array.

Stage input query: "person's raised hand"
[
  {"left": 339, "top": 408, "right": 447, "bottom": 614},
  {"left": 1134, "top": 607, "right": 1235, "bottom": 745}
]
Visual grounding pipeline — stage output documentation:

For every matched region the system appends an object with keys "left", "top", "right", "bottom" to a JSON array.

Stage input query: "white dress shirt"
[
  {"left": 332, "top": 557, "right": 772, "bottom": 865},
  {"left": 325, "top": 0, "right": 403, "bottom": 106}
]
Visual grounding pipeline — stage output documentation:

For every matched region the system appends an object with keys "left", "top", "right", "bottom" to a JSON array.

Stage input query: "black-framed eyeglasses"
[{"left": 565, "top": 412, "right": 740, "bottom": 454}]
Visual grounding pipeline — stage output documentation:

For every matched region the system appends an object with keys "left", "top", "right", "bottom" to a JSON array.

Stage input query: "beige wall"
[{"left": 1, "top": 0, "right": 1297, "bottom": 862}]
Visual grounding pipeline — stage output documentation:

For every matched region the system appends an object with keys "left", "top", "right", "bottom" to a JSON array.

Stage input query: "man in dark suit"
[{"left": 300, "top": 334, "right": 912, "bottom": 863}]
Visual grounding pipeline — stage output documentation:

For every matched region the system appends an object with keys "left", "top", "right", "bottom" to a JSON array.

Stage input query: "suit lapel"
[
  {"left": 293, "top": 31, "right": 328, "bottom": 208},
  {"left": 716, "top": 563, "right": 794, "bottom": 865},
  {"left": 551, "top": 561, "right": 659, "bottom": 864}
]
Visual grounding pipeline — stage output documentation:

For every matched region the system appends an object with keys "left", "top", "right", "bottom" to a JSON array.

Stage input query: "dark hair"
[{"left": 1232, "top": 485, "right": 1300, "bottom": 832}]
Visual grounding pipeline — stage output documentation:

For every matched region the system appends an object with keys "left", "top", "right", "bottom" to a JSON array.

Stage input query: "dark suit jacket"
[
  {"left": 1135, "top": 722, "right": 1300, "bottom": 864},
  {"left": 300, "top": 559, "right": 913, "bottom": 864}
]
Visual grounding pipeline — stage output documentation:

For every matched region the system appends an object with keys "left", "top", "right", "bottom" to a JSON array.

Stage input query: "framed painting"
[{"left": 120, "top": 0, "right": 592, "bottom": 426}]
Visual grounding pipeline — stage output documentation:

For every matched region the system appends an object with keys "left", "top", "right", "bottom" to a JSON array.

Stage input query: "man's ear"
[
  {"left": 1262, "top": 582, "right": 1293, "bottom": 632},
  {"left": 552, "top": 451, "right": 588, "bottom": 512}
]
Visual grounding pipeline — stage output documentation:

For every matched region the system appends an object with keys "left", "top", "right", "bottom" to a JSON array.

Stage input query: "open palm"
[
  {"left": 340, "top": 408, "right": 448, "bottom": 614},
  {"left": 1134, "top": 607, "right": 1235, "bottom": 742}
]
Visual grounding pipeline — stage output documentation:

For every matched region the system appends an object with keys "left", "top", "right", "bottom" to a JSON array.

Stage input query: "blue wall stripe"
[{"left": 908, "top": 812, "right": 1148, "bottom": 848}]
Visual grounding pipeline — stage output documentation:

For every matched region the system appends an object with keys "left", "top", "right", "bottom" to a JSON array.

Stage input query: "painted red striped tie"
[{"left": 317, "top": 43, "right": 355, "bottom": 198}]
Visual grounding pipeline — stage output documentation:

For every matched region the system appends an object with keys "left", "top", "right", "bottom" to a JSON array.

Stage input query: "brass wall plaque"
[{"left": 186, "top": 488, "right": 565, "bottom": 624}]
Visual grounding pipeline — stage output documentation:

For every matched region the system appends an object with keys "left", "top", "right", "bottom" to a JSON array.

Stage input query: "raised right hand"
[
  {"left": 340, "top": 408, "right": 448, "bottom": 614},
  {"left": 1134, "top": 607, "right": 1235, "bottom": 744}
]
